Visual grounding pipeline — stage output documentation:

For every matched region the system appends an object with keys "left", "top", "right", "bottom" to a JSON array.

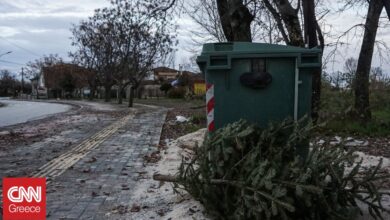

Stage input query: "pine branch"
[{"left": 165, "top": 119, "right": 389, "bottom": 220}]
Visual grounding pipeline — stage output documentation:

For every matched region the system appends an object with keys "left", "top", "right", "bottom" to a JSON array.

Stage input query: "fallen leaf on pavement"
[
  {"left": 130, "top": 204, "right": 141, "bottom": 212},
  {"left": 86, "top": 157, "right": 97, "bottom": 163}
]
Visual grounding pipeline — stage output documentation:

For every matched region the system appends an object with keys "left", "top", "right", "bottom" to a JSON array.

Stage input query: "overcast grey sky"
[
  {"left": 0, "top": 0, "right": 389, "bottom": 77},
  {"left": 0, "top": 0, "right": 110, "bottom": 74}
]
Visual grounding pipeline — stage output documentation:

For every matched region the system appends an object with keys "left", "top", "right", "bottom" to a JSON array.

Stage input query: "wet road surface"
[{"left": 0, "top": 99, "right": 71, "bottom": 127}]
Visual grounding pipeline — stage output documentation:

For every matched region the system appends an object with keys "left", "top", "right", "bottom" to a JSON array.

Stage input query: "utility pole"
[{"left": 21, "top": 67, "right": 24, "bottom": 94}]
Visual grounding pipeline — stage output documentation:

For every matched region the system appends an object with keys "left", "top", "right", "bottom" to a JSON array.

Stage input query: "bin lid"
[
  {"left": 200, "top": 42, "right": 321, "bottom": 55},
  {"left": 197, "top": 42, "right": 322, "bottom": 70}
]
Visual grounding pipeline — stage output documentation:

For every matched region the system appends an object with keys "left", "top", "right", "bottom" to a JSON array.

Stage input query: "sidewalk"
[{"left": 44, "top": 106, "right": 167, "bottom": 219}]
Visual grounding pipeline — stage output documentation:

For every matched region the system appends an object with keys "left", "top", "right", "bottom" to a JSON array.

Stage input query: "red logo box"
[{"left": 2, "top": 178, "right": 46, "bottom": 220}]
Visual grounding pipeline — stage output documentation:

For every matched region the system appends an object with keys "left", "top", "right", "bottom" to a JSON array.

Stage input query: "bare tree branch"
[{"left": 263, "top": 0, "right": 290, "bottom": 44}]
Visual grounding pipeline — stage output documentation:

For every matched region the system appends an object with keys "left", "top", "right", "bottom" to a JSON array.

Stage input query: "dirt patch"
[
  {"left": 312, "top": 135, "right": 390, "bottom": 158},
  {"left": 159, "top": 107, "right": 206, "bottom": 148},
  {"left": 350, "top": 137, "right": 390, "bottom": 158},
  {"left": 134, "top": 98, "right": 207, "bottom": 147}
]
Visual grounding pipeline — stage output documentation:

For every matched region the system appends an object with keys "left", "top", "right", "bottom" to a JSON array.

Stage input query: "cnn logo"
[
  {"left": 7, "top": 186, "right": 42, "bottom": 203},
  {"left": 2, "top": 178, "right": 46, "bottom": 220}
]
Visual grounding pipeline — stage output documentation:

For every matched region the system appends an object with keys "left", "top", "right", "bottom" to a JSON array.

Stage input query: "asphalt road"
[{"left": 0, "top": 99, "right": 71, "bottom": 128}]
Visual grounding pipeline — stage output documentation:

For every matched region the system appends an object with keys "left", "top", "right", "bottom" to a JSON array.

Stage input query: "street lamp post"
[
  {"left": 0, "top": 51, "right": 12, "bottom": 58},
  {"left": 0, "top": 51, "right": 14, "bottom": 97},
  {"left": 0, "top": 51, "right": 12, "bottom": 71},
  {"left": 21, "top": 67, "right": 24, "bottom": 94}
]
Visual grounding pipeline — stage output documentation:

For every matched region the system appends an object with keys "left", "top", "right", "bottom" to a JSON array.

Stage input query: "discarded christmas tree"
[{"left": 169, "top": 119, "right": 389, "bottom": 220}]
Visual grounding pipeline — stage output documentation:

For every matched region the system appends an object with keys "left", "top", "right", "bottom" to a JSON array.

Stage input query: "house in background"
[
  {"left": 33, "top": 63, "right": 95, "bottom": 99},
  {"left": 176, "top": 70, "right": 206, "bottom": 96},
  {"left": 31, "top": 64, "right": 205, "bottom": 100},
  {"left": 134, "top": 67, "right": 206, "bottom": 99},
  {"left": 134, "top": 80, "right": 165, "bottom": 99},
  {"left": 131, "top": 67, "right": 178, "bottom": 99},
  {"left": 190, "top": 74, "right": 206, "bottom": 95},
  {"left": 153, "top": 67, "right": 179, "bottom": 82}
]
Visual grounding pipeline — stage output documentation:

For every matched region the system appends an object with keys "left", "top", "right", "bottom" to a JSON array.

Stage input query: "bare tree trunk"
[
  {"left": 88, "top": 82, "right": 96, "bottom": 101},
  {"left": 303, "top": 0, "right": 321, "bottom": 122},
  {"left": 128, "top": 86, "right": 135, "bottom": 107},
  {"left": 89, "top": 86, "right": 95, "bottom": 101},
  {"left": 104, "top": 70, "right": 113, "bottom": 102},
  {"left": 137, "top": 87, "right": 142, "bottom": 99},
  {"left": 273, "top": 0, "right": 304, "bottom": 47},
  {"left": 118, "top": 83, "right": 123, "bottom": 104},
  {"left": 216, "top": 0, "right": 253, "bottom": 41},
  {"left": 354, "top": 0, "right": 383, "bottom": 121},
  {"left": 104, "top": 84, "right": 111, "bottom": 102}
]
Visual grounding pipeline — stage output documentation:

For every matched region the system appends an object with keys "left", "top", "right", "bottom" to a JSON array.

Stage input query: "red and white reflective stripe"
[{"left": 206, "top": 83, "right": 215, "bottom": 132}]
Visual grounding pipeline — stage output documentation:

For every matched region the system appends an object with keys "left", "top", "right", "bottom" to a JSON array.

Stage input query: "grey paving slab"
[{"left": 45, "top": 107, "right": 167, "bottom": 219}]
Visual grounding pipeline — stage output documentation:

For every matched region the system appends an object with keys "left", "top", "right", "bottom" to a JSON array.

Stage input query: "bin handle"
[{"left": 239, "top": 72, "right": 272, "bottom": 89}]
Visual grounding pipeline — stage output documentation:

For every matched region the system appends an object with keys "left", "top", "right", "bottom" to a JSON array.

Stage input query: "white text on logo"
[{"left": 7, "top": 186, "right": 42, "bottom": 203}]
